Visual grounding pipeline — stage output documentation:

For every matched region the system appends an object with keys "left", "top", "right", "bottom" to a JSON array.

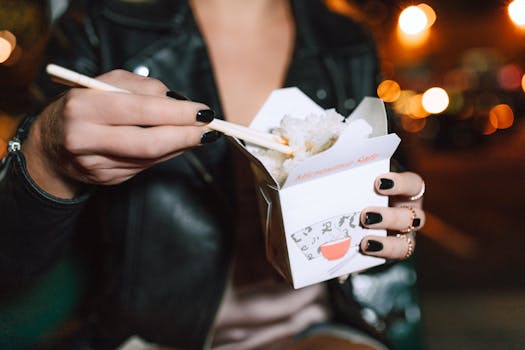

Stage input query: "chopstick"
[{"left": 45, "top": 64, "right": 294, "bottom": 155}]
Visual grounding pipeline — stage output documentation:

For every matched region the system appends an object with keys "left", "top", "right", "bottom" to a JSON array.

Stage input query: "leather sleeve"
[
  {"left": 0, "top": 2, "right": 102, "bottom": 294},
  {"left": 0, "top": 147, "right": 90, "bottom": 293}
]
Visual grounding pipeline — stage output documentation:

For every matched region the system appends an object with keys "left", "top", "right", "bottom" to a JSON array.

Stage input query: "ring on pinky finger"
[{"left": 409, "top": 180, "right": 425, "bottom": 201}]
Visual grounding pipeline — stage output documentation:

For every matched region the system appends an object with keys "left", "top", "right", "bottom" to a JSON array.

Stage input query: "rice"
[{"left": 253, "top": 109, "right": 348, "bottom": 185}]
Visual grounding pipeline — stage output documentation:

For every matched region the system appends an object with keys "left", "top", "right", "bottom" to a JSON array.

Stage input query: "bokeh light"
[
  {"left": 399, "top": 6, "right": 428, "bottom": 35},
  {"left": 377, "top": 80, "right": 401, "bottom": 102},
  {"left": 417, "top": 4, "right": 437, "bottom": 27},
  {"left": 422, "top": 87, "right": 450, "bottom": 114},
  {"left": 401, "top": 115, "right": 427, "bottom": 133},
  {"left": 396, "top": 4, "right": 436, "bottom": 46},
  {"left": 489, "top": 104, "right": 514, "bottom": 129},
  {"left": 0, "top": 112, "right": 21, "bottom": 145},
  {"left": 397, "top": 26, "right": 430, "bottom": 46},
  {"left": 497, "top": 64, "right": 524, "bottom": 90},
  {"left": 482, "top": 122, "right": 497, "bottom": 135},
  {"left": 324, "top": 0, "right": 367, "bottom": 21},
  {"left": 397, "top": 3, "right": 436, "bottom": 43},
  {"left": 408, "top": 94, "right": 431, "bottom": 118},
  {"left": 0, "top": 38, "right": 11, "bottom": 63},
  {"left": 0, "top": 30, "right": 16, "bottom": 64},
  {"left": 508, "top": 0, "right": 525, "bottom": 26},
  {"left": 522, "top": 73, "right": 525, "bottom": 92},
  {"left": 0, "top": 138, "right": 6, "bottom": 159},
  {"left": 393, "top": 90, "right": 417, "bottom": 115}
]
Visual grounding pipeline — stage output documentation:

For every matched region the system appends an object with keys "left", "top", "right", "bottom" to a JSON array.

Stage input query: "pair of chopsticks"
[{"left": 45, "top": 64, "right": 293, "bottom": 155}]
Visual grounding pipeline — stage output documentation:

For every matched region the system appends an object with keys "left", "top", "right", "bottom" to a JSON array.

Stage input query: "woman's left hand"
[{"left": 359, "top": 171, "right": 426, "bottom": 260}]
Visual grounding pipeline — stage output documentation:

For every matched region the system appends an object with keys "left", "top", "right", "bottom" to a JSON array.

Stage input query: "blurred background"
[
  {"left": 1, "top": 0, "right": 525, "bottom": 349},
  {"left": 334, "top": 0, "right": 525, "bottom": 349}
]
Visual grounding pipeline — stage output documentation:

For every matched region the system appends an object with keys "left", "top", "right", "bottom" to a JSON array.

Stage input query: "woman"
[{"left": 0, "top": 0, "right": 426, "bottom": 348}]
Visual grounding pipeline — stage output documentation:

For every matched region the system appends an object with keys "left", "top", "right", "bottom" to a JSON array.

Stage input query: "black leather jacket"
[{"left": 0, "top": 1, "right": 418, "bottom": 349}]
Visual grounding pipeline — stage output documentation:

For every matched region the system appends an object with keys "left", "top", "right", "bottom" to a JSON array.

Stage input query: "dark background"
[{"left": 347, "top": 1, "right": 525, "bottom": 348}]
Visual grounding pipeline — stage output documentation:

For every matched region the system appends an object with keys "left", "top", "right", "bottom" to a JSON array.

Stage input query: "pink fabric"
[{"left": 211, "top": 280, "right": 331, "bottom": 349}]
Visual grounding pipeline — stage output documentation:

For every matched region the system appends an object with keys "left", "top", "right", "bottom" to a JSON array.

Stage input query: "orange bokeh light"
[
  {"left": 324, "top": 0, "right": 365, "bottom": 20},
  {"left": 522, "top": 74, "right": 525, "bottom": 93},
  {"left": 408, "top": 94, "right": 430, "bottom": 119},
  {"left": 0, "top": 30, "right": 16, "bottom": 64},
  {"left": 397, "top": 3, "right": 435, "bottom": 46},
  {"left": 393, "top": 90, "right": 417, "bottom": 115},
  {"left": 397, "top": 26, "right": 430, "bottom": 47},
  {"left": 489, "top": 104, "right": 514, "bottom": 129},
  {"left": 401, "top": 115, "right": 426, "bottom": 133},
  {"left": 377, "top": 80, "right": 401, "bottom": 102},
  {"left": 0, "top": 112, "right": 21, "bottom": 143},
  {"left": 482, "top": 123, "right": 497, "bottom": 135},
  {"left": 417, "top": 3, "right": 437, "bottom": 27},
  {"left": 0, "top": 138, "right": 6, "bottom": 159}
]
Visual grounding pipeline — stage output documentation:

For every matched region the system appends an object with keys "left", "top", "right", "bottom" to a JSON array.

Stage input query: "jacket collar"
[
  {"left": 98, "top": 0, "right": 189, "bottom": 30},
  {"left": 98, "top": 0, "right": 320, "bottom": 49}
]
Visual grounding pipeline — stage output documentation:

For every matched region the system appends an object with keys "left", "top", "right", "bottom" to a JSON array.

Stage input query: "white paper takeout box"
[{"left": 231, "top": 87, "right": 401, "bottom": 289}]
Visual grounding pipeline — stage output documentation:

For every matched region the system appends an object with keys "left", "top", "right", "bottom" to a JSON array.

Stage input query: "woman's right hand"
[{"left": 22, "top": 69, "right": 218, "bottom": 199}]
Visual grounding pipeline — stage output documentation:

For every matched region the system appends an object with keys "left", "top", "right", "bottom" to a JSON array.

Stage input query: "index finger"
[
  {"left": 66, "top": 88, "right": 214, "bottom": 127},
  {"left": 95, "top": 69, "right": 169, "bottom": 96}
]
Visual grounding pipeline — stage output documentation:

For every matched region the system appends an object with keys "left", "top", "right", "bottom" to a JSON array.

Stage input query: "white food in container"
[{"left": 253, "top": 109, "right": 348, "bottom": 185}]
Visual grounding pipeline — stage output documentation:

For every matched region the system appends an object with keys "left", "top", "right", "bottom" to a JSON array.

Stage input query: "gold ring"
[
  {"left": 409, "top": 180, "right": 425, "bottom": 201},
  {"left": 397, "top": 233, "right": 414, "bottom": 259},
  {"left": 400, "top": 205, "right": 417, "bottom": 234}
]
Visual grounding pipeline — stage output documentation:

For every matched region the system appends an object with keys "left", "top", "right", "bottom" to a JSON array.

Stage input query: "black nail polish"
[
  {"left": 166, "top": 90, "right": 189, "bottom": 101},
  {"left": 196, "top": 109, "right": 215, "bottom": 123},
  {"left": 200, "top": 130, "right": 221, "bottom": 144},
  {"left": 413, "top": 218, "right": 421, "bottom": 227},
  {"left": 365, "top": 240, "right": 383, "bottom": 252},
  {"left": 364, "top": 212, "right": 382, "bottom": 225},
  {"left": 379, "top": 178, "right": 394, "bottom": 190}
]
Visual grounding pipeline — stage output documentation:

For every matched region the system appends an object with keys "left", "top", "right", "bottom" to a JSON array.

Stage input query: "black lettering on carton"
[{"left": 322, "top": 221, "right": 332, "bottom": 234}]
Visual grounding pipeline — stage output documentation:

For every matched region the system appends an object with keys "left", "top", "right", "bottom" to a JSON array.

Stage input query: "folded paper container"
[{"left": 231, "top": 87, "right": 401, "bottom": 289}]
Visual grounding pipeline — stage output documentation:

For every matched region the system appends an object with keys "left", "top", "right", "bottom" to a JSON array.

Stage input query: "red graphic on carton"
[
  {"left": 293, "top": 152, "right": 379, "bottom": 183},
  {"left": 319, "top": 237, "right": 352, "bottom": 261},
  {"left": 291, "top": 212, "right": 360, "bottom": 262}
]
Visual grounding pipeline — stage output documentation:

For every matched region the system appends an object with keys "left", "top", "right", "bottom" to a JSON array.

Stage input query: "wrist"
[{"left": 20, "top": 114, "right": 82, "bottom": 199}]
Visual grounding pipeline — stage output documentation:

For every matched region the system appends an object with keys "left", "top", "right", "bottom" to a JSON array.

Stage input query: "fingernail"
[
  {"left": 364, "top": 212, "right": 382, "bottom": 225},
  {"left": 379, "top": 178, "right": 394, "bottom": 190},
  {"left": 196, "top": 109, "right": 215, "bottom": 123},
  {"left": 200, "top": 130, "right": 221, "bottom": 144},
  {"left": 413, "top": 218, "right": 421, "bottom": 227},
  {"left": 166, "top": 90, "right": 189, "bottom": 100},
  {"left": 365, "top": 240, "right": 383, "bottom": 252}
]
